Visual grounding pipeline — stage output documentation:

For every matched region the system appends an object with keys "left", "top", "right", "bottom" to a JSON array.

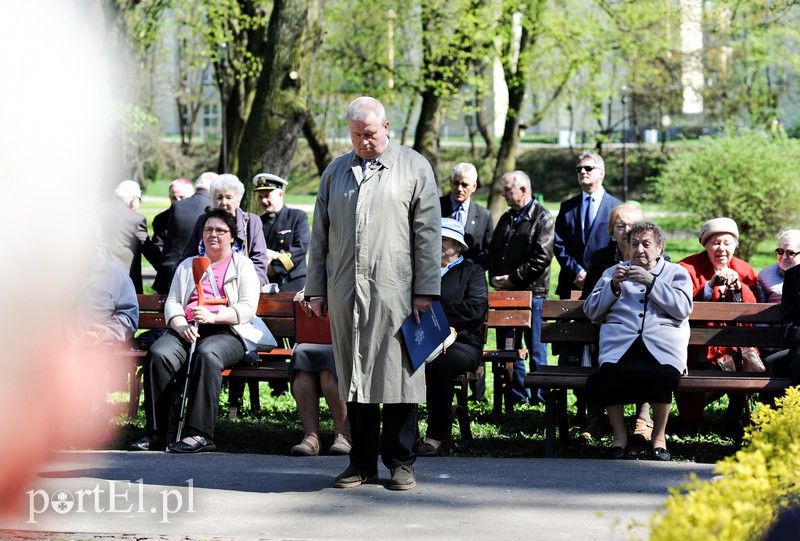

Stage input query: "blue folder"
[{"left": 401, "top": 300, "right": 455, "bottom": 372}]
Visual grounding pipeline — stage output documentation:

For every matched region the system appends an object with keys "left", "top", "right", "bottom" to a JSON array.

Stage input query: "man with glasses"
[
  {"left": 552, "top": 152, "right": 621, "bottom": 423},
  {"left": 757, "top": 229, "right": 800, "bottom": 303},
  {"left": 439, "top": 163, "right": 493, "bottom": 270},
  {"left": 553, "top": 151, "right": 622, "bottom": 301}
]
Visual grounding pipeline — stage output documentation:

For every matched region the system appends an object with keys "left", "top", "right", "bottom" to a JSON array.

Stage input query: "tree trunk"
[
  {"left": 488, "top": 82, "right": 525, "bottom": 219},
  {"left": 474, "top": 94, "right": 493, "bottom": 159},
  {"left": 413, "top": 89, "right": 443, "bottom": 181},
  {"left": 303, "top": 114, "right": 332, "bottom": 178},
  {"left": 235, "top": 0, "right": 311, "bottom": 213}
]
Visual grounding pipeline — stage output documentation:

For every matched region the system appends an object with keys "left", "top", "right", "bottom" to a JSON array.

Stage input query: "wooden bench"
[
  {"left": 125, "top": 292, "right": 298, "bottom": 419},
  {"left": 481, "top": 291, "right": 533, "bottom": 424},
  {"left": 127, "top": 291, "right": 536, "bottom": 443},
  {"left": 528, "top": 300, "right": 793, "bottom": 457}
]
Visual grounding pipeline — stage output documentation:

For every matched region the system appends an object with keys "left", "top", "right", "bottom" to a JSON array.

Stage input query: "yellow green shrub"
[{"left": 647, "top": 387, "right": 800, "bottom": 541}]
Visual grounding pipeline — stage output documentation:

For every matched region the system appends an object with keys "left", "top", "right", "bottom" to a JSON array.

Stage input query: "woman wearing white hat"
[
  {"left": 676, "top": 217, "right": 757, "bottom": 434},
  {"left": 417, "top": 218, "right": 488, "bottom": 456}
]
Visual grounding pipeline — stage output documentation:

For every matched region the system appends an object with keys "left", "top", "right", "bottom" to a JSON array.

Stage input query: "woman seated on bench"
[
  {"left": 417, "top": 218, "right": 488, "bottom": 456},
  {"left": 132, "top": 208, "right": 271, "bottom": 453},
  {"left": 583, "top": 220, "right": 693, "bottom": 461},
  {"left": 289, "top": 290, "right": 351, "bottom": 457},
  {"left": 677, "top": 218, "right": 757, "bottom": 435}
]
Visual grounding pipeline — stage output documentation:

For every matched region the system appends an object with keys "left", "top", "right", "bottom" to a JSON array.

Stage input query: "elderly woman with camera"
[
  {"left": 676, "top": 218, "right": 758, "bottom": 433},
  {"left": 583, "top": 220, "right": 692, "bottom": 461}
]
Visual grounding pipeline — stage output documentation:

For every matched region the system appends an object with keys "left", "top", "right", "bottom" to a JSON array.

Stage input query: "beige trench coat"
[{"left": 305, "top": 140, "right": 441, "bottom": 403}]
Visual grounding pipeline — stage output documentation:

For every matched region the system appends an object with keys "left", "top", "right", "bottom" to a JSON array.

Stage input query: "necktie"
[
  {"left": 453, "top": 205, "right": 464, "bottom": 226},
  {"left": 361, "top": 158, "right": 376, "bottom": 176},
  {"left": 583, "top": 195, "right": 594, "bottom": 241}
]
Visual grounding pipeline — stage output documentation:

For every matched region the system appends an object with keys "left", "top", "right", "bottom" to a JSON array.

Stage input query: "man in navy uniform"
[{"left": 253, "top": 173, "right": 310, "bottom": 293}]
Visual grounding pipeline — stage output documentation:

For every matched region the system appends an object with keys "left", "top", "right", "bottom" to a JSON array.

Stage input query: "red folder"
[{"left": 294, "top": 302, "right": 333, "bottom": 345}]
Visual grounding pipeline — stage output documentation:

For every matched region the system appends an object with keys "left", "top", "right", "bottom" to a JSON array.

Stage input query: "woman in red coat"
[{"left": 677, "top": 218, "right": 757, "bottom": 435}]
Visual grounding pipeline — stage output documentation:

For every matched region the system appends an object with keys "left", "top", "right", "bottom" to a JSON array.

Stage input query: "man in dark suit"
[
  {"left": 553, "top": 151, "right": 623, "bottom": 301},
  {"left": 101, "top": 180, "right": 155, "bottom": 294},
  {"left": 552, "top": 151, "right": 622, "bottom": 429},
  {"left": 253, "top": 173, "right": 310, "bottom": 293},
  {"left": 780, "top": 264, "right": 800, "bottom": 387},
  {"left": 439, "top": 162, "right": 494, "bottom": 400},
  {"left": 149, "top": 178, "right": 194, "bottom": 271},
  {"left": 152, "top": 172, "right": 215, "bottom": 293},
  {"left": 439, "top": 163, "right": 493, "bottom": 269}
]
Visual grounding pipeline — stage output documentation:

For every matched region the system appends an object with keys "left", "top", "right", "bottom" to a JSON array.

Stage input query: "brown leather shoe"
[
  {"left": 633, "top": 418, "right": 654, "bottom": 442},
  {"left": 416, "top": 441, "right": 442, "bottom": 457}
]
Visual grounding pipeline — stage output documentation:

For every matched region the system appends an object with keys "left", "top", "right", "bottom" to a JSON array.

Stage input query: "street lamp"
[{"left": 218, "top": 43, "right": 229, "bottom": 173}]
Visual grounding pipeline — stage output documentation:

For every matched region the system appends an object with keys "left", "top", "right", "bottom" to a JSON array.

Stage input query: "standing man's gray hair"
[
  {"left": 576, "top": 151, "right": 604, "bottom": 169},
  {"left": 195, "top": 171, "right": 218, "bottom": 192},
  {"left": 114, "top": 180, "right": 142, "bottom": 206},
  {"left": 452, "top": 163, "right": 478, "bottom": 183},
  {"left": 347, "top": 96, "right": 387, "bottom": 125},
  {"left": 502, "top": 170, "right": 532, "bottom": 191}
]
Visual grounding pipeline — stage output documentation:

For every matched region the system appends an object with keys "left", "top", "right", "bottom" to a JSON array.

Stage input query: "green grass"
[{"left": 107, "top": 379, "right": 745, "bottom": 462}]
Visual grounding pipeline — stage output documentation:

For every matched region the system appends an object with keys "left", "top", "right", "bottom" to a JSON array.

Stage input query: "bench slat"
[{"left": 487, "top": 290, "right": 533, "bottom": 309}]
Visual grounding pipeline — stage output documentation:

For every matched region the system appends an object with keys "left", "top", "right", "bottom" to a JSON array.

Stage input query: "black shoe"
[
  {"left": 168, "top": 435, "right": 216, "bottom": 454},
  {"left": 651, "top": 447, "right": 671, "bottom": 461},
  {"left": 130, "top": 436, "right": 166, "bottom": 452},
  {"left": 606, "top": 445, "right": 627, "bottom": 460}
]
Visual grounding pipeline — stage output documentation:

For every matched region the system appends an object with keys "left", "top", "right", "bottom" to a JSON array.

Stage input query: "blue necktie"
[
  {"left": 453, "top": 205, "right": 464, "bottom": 226},
  {"left": 361, "top": 158, "right": 376, "bottom": 176},
  {"left": 583, "top": 195, "right": 594, "bottom": 241}
]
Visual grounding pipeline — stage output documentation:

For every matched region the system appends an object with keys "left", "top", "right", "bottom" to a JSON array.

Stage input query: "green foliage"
[
  {"left": 647, "top": 387, "right": 800, "bottom": 541},
  {"left": 655, "top": 133, "right": 800, "bottom": 260},
  {"left": 704, "top": 1, "right": 800, "bottom": 128}
]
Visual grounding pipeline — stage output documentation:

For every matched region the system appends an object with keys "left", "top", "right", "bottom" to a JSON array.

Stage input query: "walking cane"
[{"left": 175, "top": 256, "right": 211, "bottom": 442}]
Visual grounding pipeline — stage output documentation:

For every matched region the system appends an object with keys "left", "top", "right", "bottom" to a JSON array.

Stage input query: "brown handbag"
[
  {"left": 716, "top": 285, "right": 766, "bottom": 372},
  {"left": 739, "top": 346, "right": 766, "bottom": 372}
]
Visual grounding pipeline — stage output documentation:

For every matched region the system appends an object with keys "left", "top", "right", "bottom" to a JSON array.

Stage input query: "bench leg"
[
  {"left": 128, "top": 363, "right": 142, "bottom": 419},
  {"left": 228, "top": 378, "right": 244, "bottom": 420},
  {"left": 452, "top": 375, "right": 472, "bottom": 442},
  {"left": 492, "top": 361, "right": 504, "bottom": 424},
  {"left": 557, "top": 389, "right": 570, "bottom": 446},
  {"left": 543, "top": 390, "right": 557, "bottom": 458}
]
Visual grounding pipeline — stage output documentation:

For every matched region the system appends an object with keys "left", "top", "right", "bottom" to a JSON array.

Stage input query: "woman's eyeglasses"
[
  {"left": 775, "top": 248, "right": 800, "bottom": 258},
  {"left": 575, "top": 165, "right": 601, "bottom": 173},
  {"left": 203, "top": 227, "right": 230, "bottom": 236}
]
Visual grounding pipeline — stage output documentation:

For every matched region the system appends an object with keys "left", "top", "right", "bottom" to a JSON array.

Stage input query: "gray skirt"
[{"left": 288, "top": 343, "right": 337, "bottom": 381}]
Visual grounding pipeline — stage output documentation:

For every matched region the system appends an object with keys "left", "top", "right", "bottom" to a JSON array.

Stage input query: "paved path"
[{"left": 1, "top": 451, "right": 716, "bottom": 540}]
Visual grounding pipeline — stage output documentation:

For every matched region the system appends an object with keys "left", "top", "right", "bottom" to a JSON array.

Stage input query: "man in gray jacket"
[{"left": 306, "top": 97, "right": 440, "bottom": 491}]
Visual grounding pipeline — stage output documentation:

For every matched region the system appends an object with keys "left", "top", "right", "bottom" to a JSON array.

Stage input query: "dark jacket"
[
  {"left": 553, "top": 190, "right": 622, "bottom": 299},
  {"left": 99, "top": 198, "right": 152, "bottom": 294},
  {"left": 154, "top": 190, "right": 211, "bottom": 293},
  {"left": 489, "top": 199, "right": 555, "bottom": 297},
  {"left": 261, "top": 205, "right": 310, "bottom": 291},
  {"left": 442, "top": 259, "right": 488, "bottom": 350},
  {"left": 439, "top": 195, "right": 494, "bottom": 269}
]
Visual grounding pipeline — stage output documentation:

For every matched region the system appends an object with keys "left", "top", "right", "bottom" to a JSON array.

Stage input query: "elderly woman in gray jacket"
[{"left": 583, "top": 220, "right": 693, "bottom": 461}]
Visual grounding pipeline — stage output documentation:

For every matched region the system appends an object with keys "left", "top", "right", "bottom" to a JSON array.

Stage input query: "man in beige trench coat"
[{"left": 306, "top": 96, "right": 441, "bottom": 490}]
